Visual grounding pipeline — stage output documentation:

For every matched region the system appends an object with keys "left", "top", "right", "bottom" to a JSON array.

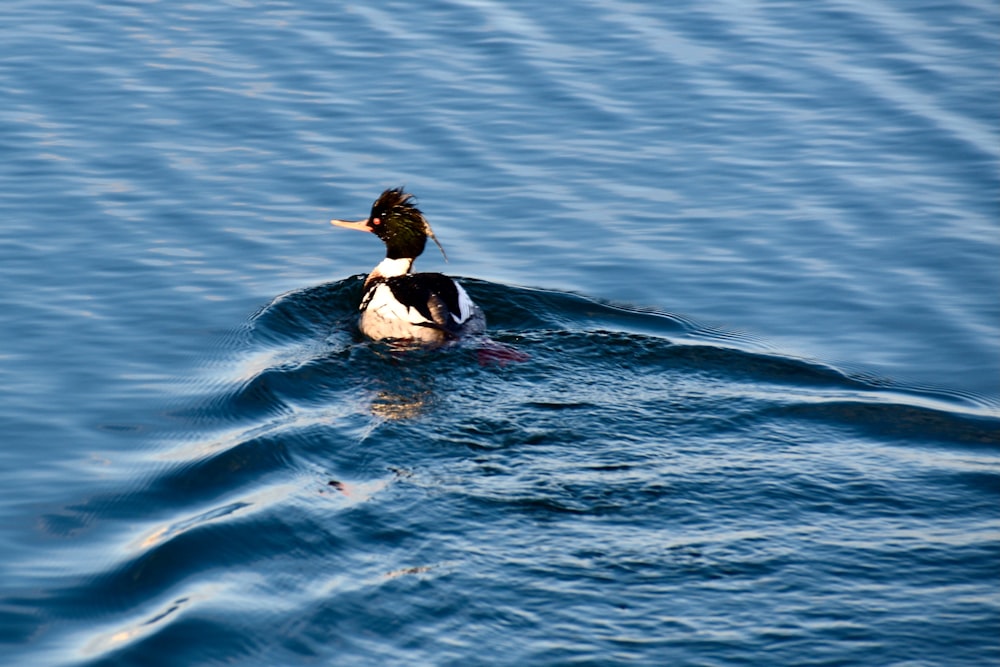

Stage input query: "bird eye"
[{"left": 372, "top": 217, "right": 382, "bottom": 226}]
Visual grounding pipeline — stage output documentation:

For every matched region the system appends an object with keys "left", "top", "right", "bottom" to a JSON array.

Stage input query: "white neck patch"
[{"left": 370, "top": 257, "right": 413, "bottom": 279}]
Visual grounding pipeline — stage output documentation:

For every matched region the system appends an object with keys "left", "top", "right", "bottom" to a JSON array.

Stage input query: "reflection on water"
[{"left": 370, "top": 390, "right": 429, "bottom": 421}]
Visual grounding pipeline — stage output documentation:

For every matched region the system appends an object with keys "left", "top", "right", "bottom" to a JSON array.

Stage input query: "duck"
[{"left": 330, "top": 187, "right": 485, "bottom": 345}]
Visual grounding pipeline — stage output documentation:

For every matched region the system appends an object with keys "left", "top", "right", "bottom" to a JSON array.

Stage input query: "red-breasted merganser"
[{"left": 330, "top": 188, "right": 485, "bottom": 344}]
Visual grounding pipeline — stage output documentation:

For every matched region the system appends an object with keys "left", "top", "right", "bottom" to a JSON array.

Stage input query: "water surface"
[{"left": 1, "top": 1, "right": 998, "bottom": 665}]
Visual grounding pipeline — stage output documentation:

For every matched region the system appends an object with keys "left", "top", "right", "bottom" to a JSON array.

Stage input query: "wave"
[{"left": 18, "top": 276, "right": 999, "bottom": 666}]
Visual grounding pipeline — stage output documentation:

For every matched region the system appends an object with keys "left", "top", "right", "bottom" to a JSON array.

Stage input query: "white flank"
[
  {"left": 362, "top": 283, "right": 433, "bottom": 325},
  {"left": 454, "top": 283, "right": 475, "bottom": 324}
]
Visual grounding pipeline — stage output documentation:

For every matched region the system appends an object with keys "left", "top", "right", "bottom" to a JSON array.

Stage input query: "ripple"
[
  {"left": 9, "top": 277, "right": 999, "bottom": 667},
  {"left": 3, "top": 2, "right": 999, "bottom": 665}
]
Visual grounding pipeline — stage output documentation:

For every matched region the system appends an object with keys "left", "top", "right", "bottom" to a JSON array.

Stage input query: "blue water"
[{"left": 1, "top": 1, "right": 998, "bottom": 665}]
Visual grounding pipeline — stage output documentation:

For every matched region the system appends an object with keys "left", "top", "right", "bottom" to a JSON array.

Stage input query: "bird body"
[{"left": 330, "top": 188, "right": 485, "bottom": 344}]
